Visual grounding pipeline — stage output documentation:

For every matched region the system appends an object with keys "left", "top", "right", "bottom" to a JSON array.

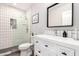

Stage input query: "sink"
[{"left": 34, "top": 34, "right": 79, "bottom": 46}]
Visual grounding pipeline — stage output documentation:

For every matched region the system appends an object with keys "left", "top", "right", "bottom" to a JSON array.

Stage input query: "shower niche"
[{"left": 10, "top": 18, "right": 17, "bottom": 29}]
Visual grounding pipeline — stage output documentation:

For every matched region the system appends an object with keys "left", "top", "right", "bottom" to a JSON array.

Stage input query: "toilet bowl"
[{"left": 18, "top": 43, "right": 33, "bottom": 56}]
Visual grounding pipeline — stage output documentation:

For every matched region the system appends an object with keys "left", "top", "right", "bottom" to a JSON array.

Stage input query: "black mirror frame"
[{"left": 47, "top": 3, "right": 74, "bottom": 28}]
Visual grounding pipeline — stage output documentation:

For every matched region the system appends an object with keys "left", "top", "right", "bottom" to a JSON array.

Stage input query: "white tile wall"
[
  {"left": 0, "top": 5, "right": 27, "bottom": 49},
  {"left": 44, "top": 29, "right": 79, "bottom": 40}
]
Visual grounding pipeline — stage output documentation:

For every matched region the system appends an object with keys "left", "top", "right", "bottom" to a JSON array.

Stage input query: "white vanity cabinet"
[
  {"left": 32, "top": 35, "right": 76, "bottom": 56},
  {"left": 34, "top": 43, "right": 57, "bottom": 56}
]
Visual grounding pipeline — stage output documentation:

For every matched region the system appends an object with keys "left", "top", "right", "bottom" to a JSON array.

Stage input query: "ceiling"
[{"left": 0, "top": 3, "right": 32, "bottom": 11}]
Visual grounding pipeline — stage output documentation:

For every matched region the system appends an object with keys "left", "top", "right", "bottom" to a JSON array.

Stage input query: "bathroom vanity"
[{"left": 32, "top": 35, "right": 79, "bottom": 56}]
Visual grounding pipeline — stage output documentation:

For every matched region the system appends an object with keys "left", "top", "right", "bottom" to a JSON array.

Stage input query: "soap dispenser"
[{"left": 63, "top": 31, "right": 67, "bottom": 37}]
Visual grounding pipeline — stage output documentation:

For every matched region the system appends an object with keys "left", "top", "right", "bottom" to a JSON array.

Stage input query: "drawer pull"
[
  {"left": 36, "top": 55, "right": 38, "bottom": 56},
  {"left": 36, "top": 41, "right": 38, "bottom": 43},
  {"left": 38, "top": 51, "right": 41, "bottom": 53},
  {"left": 45, "top": 45, "right": 48, "bottom": 47},
  {"left": 62, "top": 52, "right": 67, "bottom": 56}
]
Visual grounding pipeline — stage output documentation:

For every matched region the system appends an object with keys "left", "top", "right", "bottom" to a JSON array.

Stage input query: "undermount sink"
[{"left": 34, "top": 34, "right": 79, "bottom": 46}]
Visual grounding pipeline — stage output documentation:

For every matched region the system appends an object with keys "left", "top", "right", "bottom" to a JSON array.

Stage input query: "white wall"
[
  {"left": 31, "top": 3, "right": 79, "bottom": 35},
  {"left": 0, "top": 5, "right": 28, "bottom": 49},
  {"left": 31, "top": 3, "right": 52, "bottom": 34}
]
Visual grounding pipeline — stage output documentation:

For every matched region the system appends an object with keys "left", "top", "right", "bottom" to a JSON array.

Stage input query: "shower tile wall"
[{"left": 0, "top": 5, "right": 27, "bottom": 49}]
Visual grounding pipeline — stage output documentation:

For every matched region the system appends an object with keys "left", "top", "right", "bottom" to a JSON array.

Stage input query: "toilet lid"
[{"left": 18, "top": 43, "right": 33, "bottom": 50}]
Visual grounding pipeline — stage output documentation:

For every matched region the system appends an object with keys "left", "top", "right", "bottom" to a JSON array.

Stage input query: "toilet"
[{"left": 18, "top": 43, "right": 33, "bottom": 56}]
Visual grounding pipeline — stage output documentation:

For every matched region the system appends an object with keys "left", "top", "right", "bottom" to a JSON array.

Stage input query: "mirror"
[{"left": 47, "top": 3, "right": 73, "bottom": 27}]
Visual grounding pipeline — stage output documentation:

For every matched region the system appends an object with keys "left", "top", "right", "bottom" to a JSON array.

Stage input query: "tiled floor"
[{"left": 7, "top": 51, "right": 20, "bottom": 56}]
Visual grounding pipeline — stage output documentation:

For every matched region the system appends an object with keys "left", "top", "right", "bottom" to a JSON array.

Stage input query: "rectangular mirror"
[{"left": 47, "top": 3, "right": 73, "bottom": 27}]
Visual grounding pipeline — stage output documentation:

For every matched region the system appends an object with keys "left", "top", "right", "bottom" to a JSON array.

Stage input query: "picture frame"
[{"left": 32, "top": 13, "right": 39, "bottom": 24}]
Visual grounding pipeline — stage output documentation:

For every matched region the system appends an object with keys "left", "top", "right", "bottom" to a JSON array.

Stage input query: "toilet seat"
[{"left": 19, "top": 43, "right": 33, "bottom": 50}]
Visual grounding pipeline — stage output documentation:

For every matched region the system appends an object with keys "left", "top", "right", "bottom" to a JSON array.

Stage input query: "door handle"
[
  {"left": 36, "top": 41, "right": 38, "bottom": 43},
  {"left": 38, "top": 51, "right": 41, "bottom": 53},
  {"left": 45, "top": 45, "right": 48, "bottom": 47}
]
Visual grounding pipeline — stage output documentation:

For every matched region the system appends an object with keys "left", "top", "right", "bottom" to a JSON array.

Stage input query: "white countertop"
[{"left": 34, "top": 34, "right": 79, "bottom": 46}]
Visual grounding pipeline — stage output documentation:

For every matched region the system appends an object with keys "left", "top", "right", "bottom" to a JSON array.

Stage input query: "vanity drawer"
[
  {"left": 42, "top": 40, "right": 75, "bottom": 56},
  {"left": 39, "top": 39, "right": 59, "bottom": 50},
  {"left": 57, "top": 46, "right": 75, "bottom": 56},
  {"left": 34, "top": 43, "right": 58, "bottom": 56},
  {"left": 34, "top": 45, "right": 48, "bottom": 56}
]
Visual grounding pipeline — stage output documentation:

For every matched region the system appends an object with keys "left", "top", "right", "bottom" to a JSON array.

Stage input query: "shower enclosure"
[{"left": 0, "top": 4, "right": 30, "bottom": 50}]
